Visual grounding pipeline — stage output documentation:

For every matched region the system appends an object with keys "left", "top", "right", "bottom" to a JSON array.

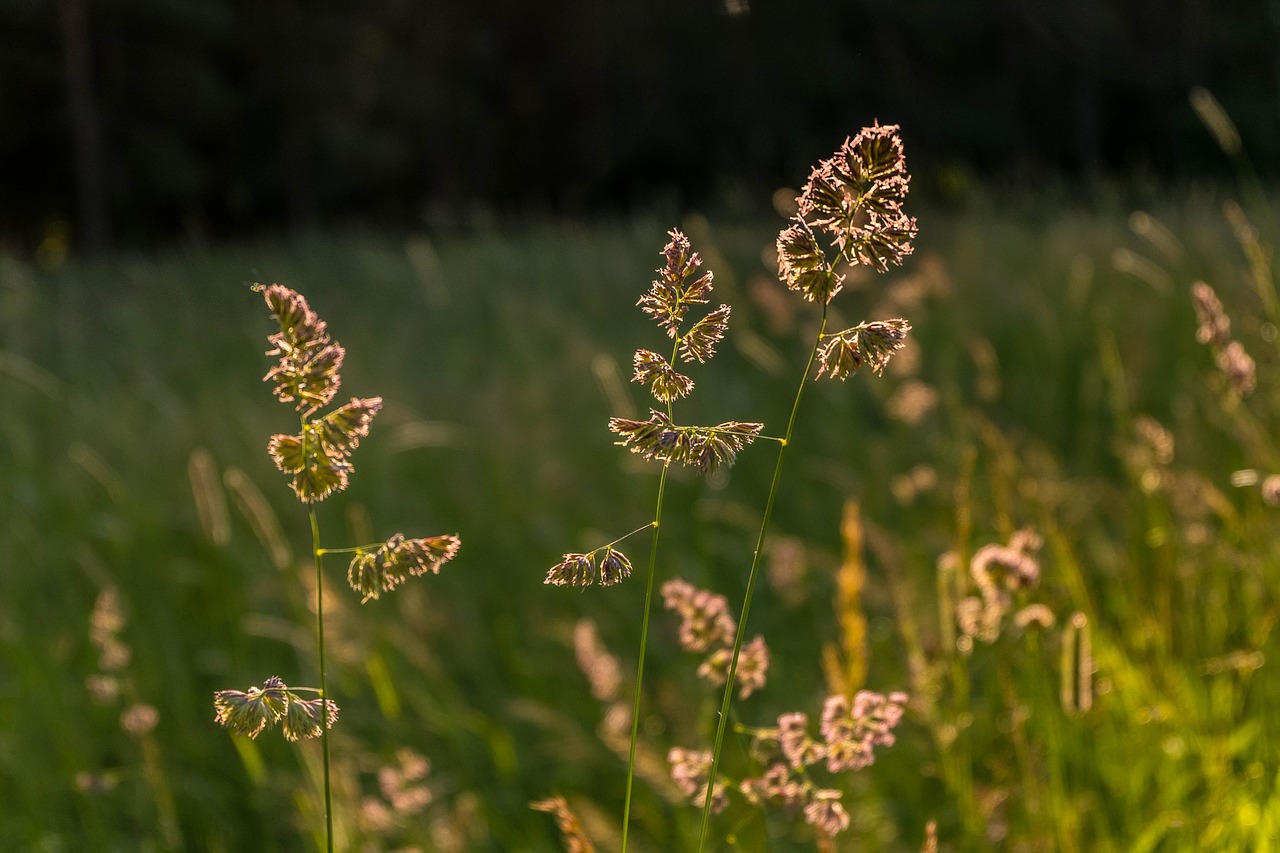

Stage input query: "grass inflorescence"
[
  {"left": 4, "top": 138, "right": 1280, "bottom": 850},
  {"left": 211, "top": 284, "right": 460, "bottom": 851}
]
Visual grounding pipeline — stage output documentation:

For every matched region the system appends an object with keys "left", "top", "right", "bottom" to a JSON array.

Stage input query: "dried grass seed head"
[
  {"left": 282, "top": 696, "right": 339, "bottom": 741},
  {"left": 679, "top": 304, "right": 731, "bottom": 364},
  {"left": 348, "top": 532, "right": 462, "bottom": 601},
  {"left": 632, "top": 349, "right": 694, "bottom": 403},
  {"left": 796, "top": 124, "right": 918, "bottom": 274},
  {"left": 815, "top": 319, "right": 912, "bottom": 381},
  {"left": 638, "top": 230, "right": 714, "bottom": 338},
  {"left": 609, "top": 410, "right": 763, "bottom": 473},
  {"left": 268, "top": 396, "right": 384, "bottom": 503},
  {"left": 256, "top": 284, "right": 346, "bottom": 415},
  {"left": 213, "top": 676, "right": 290, "bottom": 739},
  {"left": 777, "top": 218, "right": 843, "bottom": 304},
  {"left": 544, "top": 546, "right": 633, "bottom": 588},
  {"left": 213, "top": 676, "right": 338, "bottom": 740}
]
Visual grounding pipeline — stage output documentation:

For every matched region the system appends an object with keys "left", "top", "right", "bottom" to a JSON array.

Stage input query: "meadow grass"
[{"left": 1, "top": 185, "right": 1279, "bottom": 851}]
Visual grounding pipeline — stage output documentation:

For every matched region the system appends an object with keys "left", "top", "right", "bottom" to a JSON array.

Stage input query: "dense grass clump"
[{"left": 1, "top": 184, "right": 1279, "bottom": 851}]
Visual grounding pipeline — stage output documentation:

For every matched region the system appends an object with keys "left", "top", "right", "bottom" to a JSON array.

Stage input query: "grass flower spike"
[
  {"left": 548, "top": 131, "right": 914, "bottom": 849},
  {"left": 546, "top": 230, "right": 765, "bottom": 849},
  {"left": 638, "top": 231, "right": 716, "bottom": 336},
  {"left": 795, "top": 123, "right": 918, "bottom": 272},
  {"left": 696, "top": 125, "right": 917, "bottom": 848},
  {"left": 214, "top": 676, "right": 294, "bottom": 738},
  {"left": 815, "top": 319, "right": 912, "bottom": 380},
  {"left": 213, "top": 677, "right": 339, "bottom": 742},
  {"left": 347, "top": 532, "right": 463, "bottom": 602},
  {"left": 213, "top": 284, "right": 460, "bottom": 852},
  {"left": 544, "top": 546, "right": 634, "bottom": 588},
  {"left": 608, "top": 410, "right": 764, "bottom": 473},
  {"left": 260, "top": 284, "right": 345, "bottom": 414}
]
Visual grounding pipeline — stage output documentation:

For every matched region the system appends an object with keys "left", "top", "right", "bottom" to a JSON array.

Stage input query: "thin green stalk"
[
  {"left": 621, "top": 333, "right": 685, "bottom": 850},
  {"left": 620, "top": 463, "right": 670, "bottom": 852},
  {"left": 697, "top": 307, "right": 828, "bottom": 851},
  {"left": 309, "top": 508, "right": 334, "bottom": 853}
]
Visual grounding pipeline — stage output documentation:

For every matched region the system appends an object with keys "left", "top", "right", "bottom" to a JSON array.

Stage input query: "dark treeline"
[{"left": 2, "top": 0, "right": 1277, "bottom": 250}]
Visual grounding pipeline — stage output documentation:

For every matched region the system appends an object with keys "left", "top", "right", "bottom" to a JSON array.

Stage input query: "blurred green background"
[
  {"left": 3, "top": 1, "right": 1280, "bottom": 851},
  {"left": 4, "top": 185, "right": 1280, "bottom": 849}
]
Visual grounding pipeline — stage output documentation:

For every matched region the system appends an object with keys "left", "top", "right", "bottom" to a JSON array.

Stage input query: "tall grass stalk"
[
  {"left": 690, "top": 124, "right": 918, "bottom": 847},
  {"left": 308, "top": 508, "right": 334, "bottom": 853},
  {"left": 621, "top": 329, "right": 689, "bottom": 850},
  {"left": 212, "top": 285, "right": 459, "bottom": 852},
  {"left": 620, "top": 464, "right": 667, "bottom": 852},
  {"left": 545, "top": 231, "right": 762, "bottom": 846},
  {"left": 696, "top": 307, "right": 827, "bottom": 848}
]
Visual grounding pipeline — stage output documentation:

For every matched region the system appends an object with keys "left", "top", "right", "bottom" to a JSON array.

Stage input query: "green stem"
[
  {"left": 316, "top": 544, "right": 379, "bottom": 556},
  {"left": 309, "top": 509, "right": 334, "bottom": 853},
  {"left": 620, "top": 462, "right": 670, "bottom": 852},
  {"left": 696, "top": 307, "right": 828, "bottom": 851},
  {"left": 600, "top": 522, "right": 659, "bottom": 553}
]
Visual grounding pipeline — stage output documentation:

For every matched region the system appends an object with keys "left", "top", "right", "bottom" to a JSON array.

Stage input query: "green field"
[{"left": 3, "top": 188, "right": 1279, "bottom": 851}]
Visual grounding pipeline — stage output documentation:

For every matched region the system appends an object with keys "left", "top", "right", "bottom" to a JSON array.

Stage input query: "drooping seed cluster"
[
  {"left": 816, "top": 318, "right": 912, "bottom": 381},
  {"left": 608, "top": 410, "right": 764, "bottom": 475},
  {"left": 348, "top": 532, "right": 463, "bottom": 602},
  {"left": 544, "top": 545, "right": 634, "bottom": 588},
  {"left": 213, "top": 676, "right": 338, "bottom": 741}
]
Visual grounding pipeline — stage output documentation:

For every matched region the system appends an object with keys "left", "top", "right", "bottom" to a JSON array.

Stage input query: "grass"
[{"left": 1, "top": 186, "right": 1278, "bottom": 851}]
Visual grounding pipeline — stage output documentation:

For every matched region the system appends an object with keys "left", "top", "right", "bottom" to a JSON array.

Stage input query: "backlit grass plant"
[
  {"left": 546, "top": 123, "right": 919, "bottom": 849},
  {"left": 545, "top": 226, "right": 764, "bottom": 847},
  {"left": 212, "top": 285, "right": 460, "bottom": 852}
]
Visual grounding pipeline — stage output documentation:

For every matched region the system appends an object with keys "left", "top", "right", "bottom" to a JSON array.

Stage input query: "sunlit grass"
[{"left": 1, "top": 189, "right": 1278, "bottom": 850}]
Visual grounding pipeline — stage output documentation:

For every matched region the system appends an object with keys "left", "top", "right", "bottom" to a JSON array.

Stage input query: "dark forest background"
[{"left": 3, "top": 0, "right": 1279, "bottom": 251}]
